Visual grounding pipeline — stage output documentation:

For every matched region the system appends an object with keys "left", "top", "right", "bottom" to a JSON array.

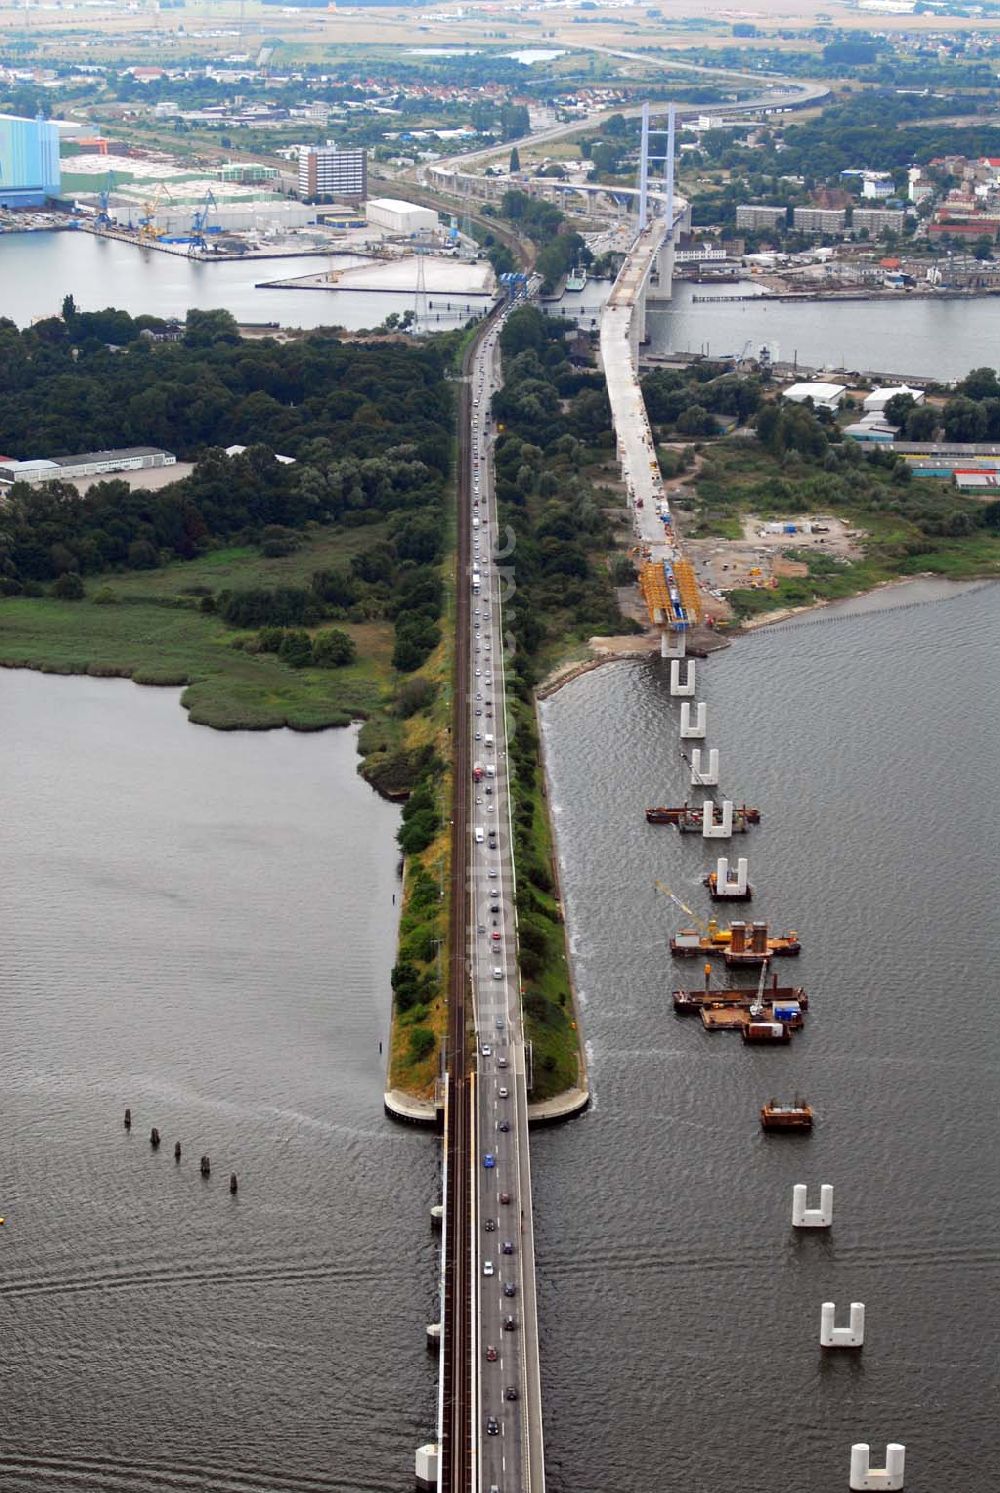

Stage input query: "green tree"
[
  {"left": 312, "top": 628, "right": 356, "bottom": 668},
  {"left": 509, "top": 146, "right": 521, "bottom": 173},
  {"left": 278, "top": 629, "right": 313, "bottom": 668},
  {"left": 52, "top": 571, "right": 84, "bottom": 600}
]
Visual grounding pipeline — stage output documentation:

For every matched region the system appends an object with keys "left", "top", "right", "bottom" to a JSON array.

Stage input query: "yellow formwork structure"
[
  {"left": 673, "top": 558, "right": 702, "bottom": 624},
  {"left": 638, "top": 560, "right": 672, "bottom": 625}
]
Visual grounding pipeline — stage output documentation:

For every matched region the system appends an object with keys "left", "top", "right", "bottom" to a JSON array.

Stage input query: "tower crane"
[
  {"left": 95, "top": 170, "right": 116, "bottom": 229},
  {"left": 138, "top": 181, "right": 173, "bottom": 240}
]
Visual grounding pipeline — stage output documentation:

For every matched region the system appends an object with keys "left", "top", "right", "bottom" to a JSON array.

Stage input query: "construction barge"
[
  {"left": 646, "top": 803, "right": 761, "bottom": 832},
  {"left": 704, "top": 868, "right": 753, "bottom": 902},
  {"left": 760, "top": 1099, "right": 814, "bottom": 1131},
  {"left": 671, "top": 919, "right": 801, "bottom": 964},
  {"left": 673, "top": 969, "right": 807, "bottom": 1039}
]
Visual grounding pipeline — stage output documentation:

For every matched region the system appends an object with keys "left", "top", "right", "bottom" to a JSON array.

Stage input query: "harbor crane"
[
  {"left": 138, "top": 182, "right": 173, "bottom": 240},
  {"left": 188, "top": 188, "right": 217, "bottom": 254},
  {"left": 95, "top": 170, "right": 116, "bottom": 229}
]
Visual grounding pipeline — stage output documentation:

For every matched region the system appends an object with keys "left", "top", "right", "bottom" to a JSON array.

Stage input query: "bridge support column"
[
  {"left": 661, "top": 630, "right": 686, "bottom": 660},
  {"left": 714, "top": 855, "right": 748, "bottom": 896},
  {"left": 850, "top": 1445, "right": 905, "bottom": 1491},
  {"left": 679, "top": 702, "right": 706, "bottom": 738},
  {"left": 670, "top": 658, "right": 695, "bottom": 695},
  {"left": 792, "top": 1183, "right": 833, "bottom": 1229},
  {"left": 690, "top": 747, "right": 718, "bottom": 785},
  {"left": 821, "top": 1301, "right": 865, "bottom": 1350},
  {"left": 647, "top": 234, "right": 675, "bottom": 303},
  {"left": 415, "top": 1443, "right": 439, "bottom": 1491},
  {"left": 702, "top": 799, "right": 733, "bottom": 839}
]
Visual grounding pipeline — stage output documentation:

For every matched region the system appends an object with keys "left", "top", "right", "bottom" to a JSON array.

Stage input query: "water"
[
  {"left": 0, "top": 671, "right": 438, "bottom": 1493},
  {"left": 535, "top": 580, "right": 1000, "bottom": 1492},
  {"left": 648, "top": 281, "right": 1000, "bottom": 381},
  {"left": 0, "top": 231, "right": 488, "bottom": 332}
]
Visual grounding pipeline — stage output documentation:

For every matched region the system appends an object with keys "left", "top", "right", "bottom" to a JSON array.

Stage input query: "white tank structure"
[
  {"left": 792, "top": 1182, "right": 833, "bottom": 1228},
  {"left": 660, "top": 630, "right": 686, "bottom": 659},
  {"left": 714, "top": 855, "right": 748, "bottom": 896},
  {"left": 690, "top": 747, "right": 719, "bottom": 786},
  {"left": 670, "top": 658, "right": 696, "bottom": 696},
  {"left": 850, "top": 1443, "right": 905, "bottom": 1491},
  {"left": 821, "top": 1301, "right": 865, "bottom": 1349},
  {"left": 415, "top": 1442, "right": 439, "bottom": 1491},
  {"left": 701, "top": 798, "right": 734, "bottom": 839},
  {"left": 679, "top": 701, "right": 707, "bottom": 739}
]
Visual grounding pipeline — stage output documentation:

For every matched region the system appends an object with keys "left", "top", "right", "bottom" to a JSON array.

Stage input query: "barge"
[
  {"left": 760, "top": 1099, "right": 814, "bottom": 1131},
  {"left": 670, "top": 920, "right": 801, "bottom": 964},
  {"left": 703, "top": 868, "right": 753, "bottom": 901},
  {"left": 646, "top": 803, "right": 761, "bottom": 831}
]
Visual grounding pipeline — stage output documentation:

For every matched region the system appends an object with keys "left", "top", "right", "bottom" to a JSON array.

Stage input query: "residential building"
[
  {"left": 0, "top": 113, "right": 61, "bottom": 207},
  {"left": 862, "top": 172, "right": 895, "bottom": 200},
  {"left": 735, "top": 204, "right": 786, "bottom": 231},
  {"left": 853, "top": 207, "right": 906, "bottom": 235},
  {"left": 297, "top": 145, "right": 367, "bottom": 203},
  {"left": 793, "top": 207, "right": 846, "bottom": 233},
  {"left": 928, "top": 216, "right": 1000, "bottom": 243}
]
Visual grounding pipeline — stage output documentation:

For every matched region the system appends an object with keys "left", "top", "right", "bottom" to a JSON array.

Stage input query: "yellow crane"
[
  {"left": 654, "top": 881, "right": 728, "bottom": 943},
  {"left": 137, "top": 181, "right": 173, "bottom": 239}
]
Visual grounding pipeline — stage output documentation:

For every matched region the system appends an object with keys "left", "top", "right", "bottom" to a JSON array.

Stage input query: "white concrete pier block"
[
  {"left": 670, "top": 658, "right": 696, "bottom": 696},
  {"left": 690, "top": 748, "right": 719, "bottom": 786},
  {"left": 660, "top": 629, "right": 686, "bottom": 660},
  {"left": 715, "top": 856, "right": 748, "bottom": 896},
  {"left": 702, "top": 799, "right": 733, "bottom": 839},
  {"left": 679, "top": 701, "right": 707, "bottom": 739},
  {"left": 850, "top": 1444, "right": 905, "bottom": 1491},
  {"left": 821, "top": 1301, "right": 865, "bottom": 1349},
  {"left": 792, "top": 1183, "right": 833, "bottom": 1228},
  {"left": 415, "top": 1443, "right": 440, "bottom": 1491}
]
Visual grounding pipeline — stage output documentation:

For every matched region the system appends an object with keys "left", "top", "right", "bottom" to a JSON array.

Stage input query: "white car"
[
  {"left": 492, "top": 967, "right": 503, "bottom": 981},
  {"left": 483, "top": 1260, "right": 495, "bottom": 1277}
]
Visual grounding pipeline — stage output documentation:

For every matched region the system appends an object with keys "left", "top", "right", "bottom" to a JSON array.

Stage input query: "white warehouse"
[{"left": 365, "top": 197, "right": 439, "bottom": 235}]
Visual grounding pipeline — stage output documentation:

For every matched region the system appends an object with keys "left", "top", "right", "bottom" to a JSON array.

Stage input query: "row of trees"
[{"left": 499, "top": 191, "right": 592, "bottom": 293}]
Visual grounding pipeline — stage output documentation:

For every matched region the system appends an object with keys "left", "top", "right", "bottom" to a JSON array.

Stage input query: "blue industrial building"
[{"left": 0, "top": 114, "right": 61, "bottom": 208}]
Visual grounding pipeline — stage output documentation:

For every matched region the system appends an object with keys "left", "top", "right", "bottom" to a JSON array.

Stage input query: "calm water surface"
[
  {"left": 0, "top": 673, "right": 437, "bottom": 1492},
  {"left": 536, "top": 580, "right": 1000, "bottom": 1492},
  {"left": 0, "top": 231, "right": 489, "bottom": 333}
]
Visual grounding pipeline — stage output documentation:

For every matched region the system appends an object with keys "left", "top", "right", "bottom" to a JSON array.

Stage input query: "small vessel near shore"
[
  {"left": 646, "top": 803, "right": 761, "bottom": 831},
  {"left": 565, "top": 265, "right": 588, "bottom": 292},
  {"left": 760, "top": 1098, "right": 814, "bottom": 1131}
]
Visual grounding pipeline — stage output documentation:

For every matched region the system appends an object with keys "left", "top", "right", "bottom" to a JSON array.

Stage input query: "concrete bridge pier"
[
  {"left": 661, "top": 630, "right": 686, "bottom": 660},
  {"left": 679, "top": 702, "right": 707, "bottom": 739},
  {"left": 670, "top": 658, "right": 696, "bottom": 695},
  {"left": 850, "top": 1444, "right": 905, "bottom": 1491},
  {"left": 821, "top": 1301, "right": 865, "bottom": 1349},
  {"left": 792, "top": 1183, "right": 833, "bottom": 1229},
  {"left": 646, "top": 233, "right": 675, "bottom": 303},
  {"left": 702, "top": 799, "right": 733, "bottom": 839},
  {"left": 690, "top": 748, "right": 719, "bottom": 785},
  {"left": 414, "top": 1443, "right": 439, "bottom": 1491}
]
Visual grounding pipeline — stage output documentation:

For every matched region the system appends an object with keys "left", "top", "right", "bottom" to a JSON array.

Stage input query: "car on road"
[
  {"left": 488, "top": 869, "right": 498, "bottom": 878},
  {"left": 504, "top": 1282, "right": 517, "bottom": 1297},
  {"left": 483, "top": 1153, "right": 496, "bottom": 1169},
  {"left": 485, "top": 1218, "right": 496, "bottom": 1232},
  {"left": 492, "top": 967, "right": 503, "bottom": 980},
  {"left": 499, "top": 1190, "right": 511, "bottom": 1204},
  {"left": 498, "top": 1120, "right": 510, "bottom": 1133},
  {"left": 503, "top": 1315, "right": 517, "bottom": 1331},
  {"left": 491, "top": 931, "right": 502, "bottom": 943},
  {"left": 483, "top": 1260, "right": 494, "bottom": 1276},
  {"left": 486, "top": 1416, "right": 499, "bottom": 1436},
  {"left": 505, "top": 1386, "right": 519, "bottom": 1401},
  {"left": 497, "top": 1057, "right": 508, "bottom": 1070},
  {"left": 481, "top": 1043, "right": 491, "bottom": 1056},
  {"left": 498, "top": 1087, "right": 508, "bottom": 1098},
  {"left": 486, "top": 1344, "right": 497, "bottom": 1361},
  {"left": 502, "top": 1240, "right": 514, "bottom": 1254}
]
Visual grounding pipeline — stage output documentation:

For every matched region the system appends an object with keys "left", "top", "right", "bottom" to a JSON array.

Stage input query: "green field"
[{"left": 0, "top": 531, "right": 396, "bottom": 731}]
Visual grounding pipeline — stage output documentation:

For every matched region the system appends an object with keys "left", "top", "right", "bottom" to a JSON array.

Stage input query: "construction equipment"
[
  {"left": 95, "top": 170, "right": 116, "bottom": 229},
  {"left": 137, "top": 182, "right": 173, "bottom": 240},
  {"left": 188, "top": 188, "right": 217, "bottom": 253}
]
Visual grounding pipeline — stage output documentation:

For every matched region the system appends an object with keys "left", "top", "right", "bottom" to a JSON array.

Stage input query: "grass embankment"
[
  {"left": 690, "top": 440, "right": 1000, "bottom": 620},
  {"left": 0, "top": 531, "right": 396, "bottom": 730},
  {"left": 506, "top": 695, "right": 580, "bottom": 1102}
]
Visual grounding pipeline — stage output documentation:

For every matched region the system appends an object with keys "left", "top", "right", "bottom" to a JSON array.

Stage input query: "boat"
[
  {"left": 646, "top": 803, "right": 761, "bottom": 828},
  {"left": 670, "top": 919, "right": 801, "bottom": 964},
  {"left": 760, "top": 1098, "right": 813, "bottom": 1131},
  {"left": 672, "top": 984, "right": 807, "bottom": 1014},
  {"left": 565, "top": 265, "right": 588, "bottom": 292}
]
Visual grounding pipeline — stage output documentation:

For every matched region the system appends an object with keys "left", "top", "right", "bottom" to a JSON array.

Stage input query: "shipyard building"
[{"left": 0, "top": 114, "right": 61, "bottom": 208}]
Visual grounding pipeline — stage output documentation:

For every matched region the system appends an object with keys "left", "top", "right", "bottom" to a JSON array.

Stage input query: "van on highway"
[
  {"left": 484, "top": 734, "right": 495, "bottom": 750},
  {"left": 486, "top": 765, "right": 496, "bottom": 778},
  {"left": 475, "top": 827, "right": 485, "bottom": 844}
]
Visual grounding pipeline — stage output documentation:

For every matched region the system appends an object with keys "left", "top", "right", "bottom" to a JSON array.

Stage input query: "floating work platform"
[
  {"left": 761, "top": 1099, "right": 813, "bottom": 1131},
  {"left": 672, "top": 983, "right": 807, "bottom": 1015},
  {"left": 646, "top": 803, "right": 761, "bottom": 831},
  {"left": 704, "top": 869, "right": 753, "bottom": 901},
  {"left": 670, "top": 920, "right": 801, "bottom": 964}
]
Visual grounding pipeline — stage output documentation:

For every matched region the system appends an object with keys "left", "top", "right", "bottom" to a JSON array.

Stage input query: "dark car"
[
  {"left": 485, "top": 1218, "right": 496, "bottom": 1232},
  {"left": 498, "top": 1120, "right": 510, "bottom": 1133},
  {"left": 503, "top": 1282, "right": 517, "bottom": 1297},
  {"left": 501, "top": 1240, "right": 514, "bottom": 1254},
  {"left": 486, "top": 1345, "right": 498, "bottom": 1362},
  {"left": 505, "top": 1385, "right": 518, "bottom": 1402},
  {"left": 486, "top": 1416, "right": 499, "bottom": 1436},
  {"left": 499, "top": 1190, "right": 511, "bottom": 1204},
  {"left": 503, "top": 1315, "right": 517, "bottom": 1331}
]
